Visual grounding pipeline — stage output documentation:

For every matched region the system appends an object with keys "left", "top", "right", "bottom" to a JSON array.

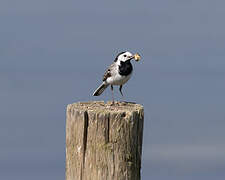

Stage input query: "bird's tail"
[{"left": 93, "top": 82, "right": 109, "bottom": 96}]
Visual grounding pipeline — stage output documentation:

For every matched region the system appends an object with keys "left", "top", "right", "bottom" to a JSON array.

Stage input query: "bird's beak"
[{"left": 128, "top": 55, "right": 134, "bottom": 60}]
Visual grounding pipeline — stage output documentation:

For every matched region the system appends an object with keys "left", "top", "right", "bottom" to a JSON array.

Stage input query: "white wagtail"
[{"left": 93, "top": 51, "right": 141, "bottom": 103}]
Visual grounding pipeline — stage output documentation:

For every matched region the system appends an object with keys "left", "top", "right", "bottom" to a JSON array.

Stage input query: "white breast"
[{"left": 106, "top": 72, "right": 132, "bottom": 85}]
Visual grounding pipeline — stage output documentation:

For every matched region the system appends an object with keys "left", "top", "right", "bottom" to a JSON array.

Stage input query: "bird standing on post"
[{"left": 93, "top": 51, "right": 141, "bottom": 104}]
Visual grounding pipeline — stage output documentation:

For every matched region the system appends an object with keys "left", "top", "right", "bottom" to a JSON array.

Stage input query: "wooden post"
[{"left": 66, "top": 101, "right": 144, "bottom": 180}]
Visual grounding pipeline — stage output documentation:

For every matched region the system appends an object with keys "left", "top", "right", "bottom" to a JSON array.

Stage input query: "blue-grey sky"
[{"left": 1, "top": 0, "right": 225, "bottom": 179}]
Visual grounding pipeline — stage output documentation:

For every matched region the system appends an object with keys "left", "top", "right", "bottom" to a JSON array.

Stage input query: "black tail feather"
[{"left": 93, "top": 83, "right": 109, "bottom": 96}]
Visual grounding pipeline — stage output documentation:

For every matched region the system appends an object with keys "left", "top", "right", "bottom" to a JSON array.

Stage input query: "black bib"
[{"left": 119, "top": 60, "right": 133, "bottom": 76}]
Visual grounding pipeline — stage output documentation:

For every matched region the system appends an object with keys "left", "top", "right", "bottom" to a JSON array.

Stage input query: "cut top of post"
[{"left": 67, "top": 101, "right": 144, "bottom": 113}]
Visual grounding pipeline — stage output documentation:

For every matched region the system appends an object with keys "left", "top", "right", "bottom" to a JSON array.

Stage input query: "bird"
[{"left": 93, "top": 51, "right": 140, "bottom": 104}]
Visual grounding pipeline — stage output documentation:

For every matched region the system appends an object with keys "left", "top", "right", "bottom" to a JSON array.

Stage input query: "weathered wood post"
[{"left": 66, "top": 101, "right": 144, "bottom": 180}]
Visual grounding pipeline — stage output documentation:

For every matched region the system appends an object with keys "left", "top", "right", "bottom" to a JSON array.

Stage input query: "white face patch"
[{"left": 116, "top": 51, "right": 133, "bottom": 64}]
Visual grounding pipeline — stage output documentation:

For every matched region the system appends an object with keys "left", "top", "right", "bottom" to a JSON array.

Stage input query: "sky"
[{"left": 1, "top": 0, "right": 225, "bottom": 179}]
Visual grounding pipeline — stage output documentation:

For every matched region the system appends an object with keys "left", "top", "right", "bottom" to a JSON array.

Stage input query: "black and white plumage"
[{"left": 93, "top": 51, "right": 139, "bottom": 103}]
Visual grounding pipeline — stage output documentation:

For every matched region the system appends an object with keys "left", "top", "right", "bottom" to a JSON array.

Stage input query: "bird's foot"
[
  {"left": 109, "top": 101, "right": 121, "bottom": 106},
  {"left": 110, "top": 101, "right": 115, "bottom": 106}
]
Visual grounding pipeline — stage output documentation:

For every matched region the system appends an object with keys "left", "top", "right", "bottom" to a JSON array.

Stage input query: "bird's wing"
[{"left": 103, "top": 63, "right": 116, "bottom": 81}]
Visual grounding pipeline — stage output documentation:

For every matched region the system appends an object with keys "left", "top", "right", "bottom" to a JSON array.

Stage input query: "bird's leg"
[
  {"left": 119, "top": 85, "right": 123, "bottom": 97},
  {"left": 111, "top": 85, "right": 114, "bottom": 105},
  {"left": 119, "top": 85, "right": 124, "bottom": 102}
]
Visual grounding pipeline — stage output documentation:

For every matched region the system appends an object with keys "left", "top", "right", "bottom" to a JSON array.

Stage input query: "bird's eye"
[{"left": 123, "top": 55, "right": 127, "bottom": 57}]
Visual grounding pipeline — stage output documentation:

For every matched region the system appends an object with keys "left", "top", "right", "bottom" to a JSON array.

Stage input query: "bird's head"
[{"left": 114, "top": 51, "right": 141, "bottom": 63}]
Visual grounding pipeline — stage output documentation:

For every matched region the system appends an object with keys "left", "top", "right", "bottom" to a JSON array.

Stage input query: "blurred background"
[{"left": 1, "top": 0, "right": 225, "bottom": 179}]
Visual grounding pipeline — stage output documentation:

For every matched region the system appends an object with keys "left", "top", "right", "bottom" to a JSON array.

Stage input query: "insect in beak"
[{"left": 134, "top": 53, "right": 141, "bottom": 61}]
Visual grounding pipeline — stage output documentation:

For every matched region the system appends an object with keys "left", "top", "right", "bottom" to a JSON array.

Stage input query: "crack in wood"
[
  {"left": 106, "top": 114, "right": 110, "bottom": 143},
  {"left": 80, "top": 111, "right": 89, "bottom": 180}
]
